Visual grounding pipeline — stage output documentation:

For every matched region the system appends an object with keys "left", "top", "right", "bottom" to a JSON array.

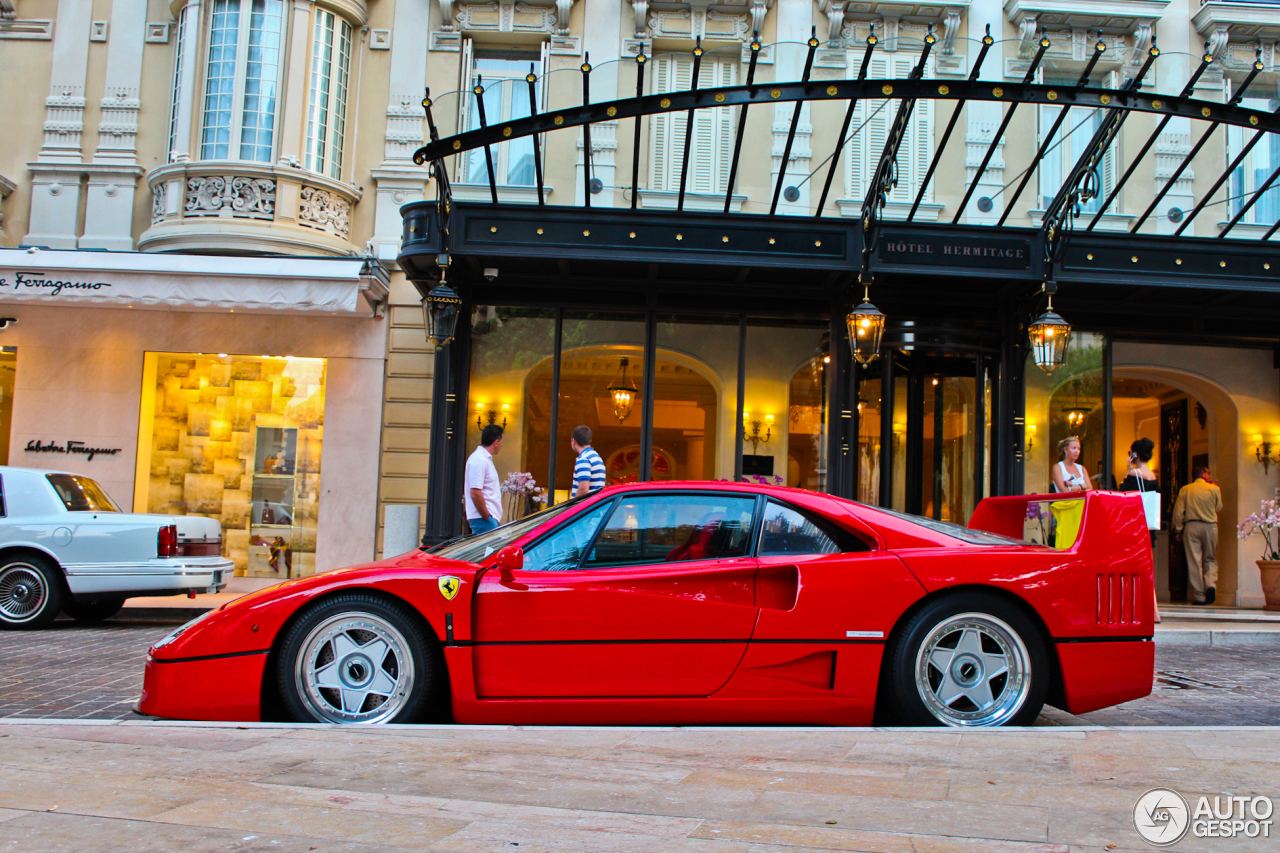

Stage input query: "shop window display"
[{"left": 135, "top": 353, "right": 326, "bottom": 578}]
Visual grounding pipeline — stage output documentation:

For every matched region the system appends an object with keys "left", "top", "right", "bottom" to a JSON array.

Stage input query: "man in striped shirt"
[{"left": 570, "top": 425, "right": 606, "bottom": 497}]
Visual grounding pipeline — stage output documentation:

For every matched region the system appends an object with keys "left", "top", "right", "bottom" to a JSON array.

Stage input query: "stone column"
[
  {"left": 274, "top": 0, "right": 315, "bottom": 225},
  {"left": 81, "top": 0, "right": 148, "bottom": 250},
  {"left": 960, "top": 0, "right": 1004, "bottom": 225},
  {"left": 25, "top": 0, "right": 92, "bottom": 248},
  {"left": 372, "top": 0, "right": 432, "bottom": 262},
  {"left": 171, "top": 0, "right": 202, "bottom": 164},
  {"left": 578, "top": 0, "right": 618, "bottom": 206},
  {"left": 771, "top": 0, "right": 812, "bottom": 215}
]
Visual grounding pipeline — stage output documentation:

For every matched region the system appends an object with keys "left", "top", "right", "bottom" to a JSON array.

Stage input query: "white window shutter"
[
  {"left": 650, "top": 54, "right": 737, "bottom": 195},
  {"left": 458, "top": 38, "right": 476, "bottom": 181}
]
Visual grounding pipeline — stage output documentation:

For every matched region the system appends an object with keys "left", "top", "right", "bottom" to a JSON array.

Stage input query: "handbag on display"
[{"left": 1136, "top": 476, "right": 1161, "bottom": 530}]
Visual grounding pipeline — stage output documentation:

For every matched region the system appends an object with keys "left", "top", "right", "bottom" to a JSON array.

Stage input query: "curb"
[
  {"left": 111, "top": 607, "right": 212, "bottom": 623},
  {"left": 1154, "top": 628, "right": 1280, "bottom": 646}
]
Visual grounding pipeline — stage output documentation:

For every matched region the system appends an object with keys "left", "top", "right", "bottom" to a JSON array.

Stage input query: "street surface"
[
  {"left": 0, "top": 621, "right": 1278, "bottom": 725},
  {"left": 0, "top": 722, "right": 1274, "bottom": 852}
]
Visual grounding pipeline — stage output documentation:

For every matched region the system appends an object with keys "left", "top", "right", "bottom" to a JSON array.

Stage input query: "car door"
[
  {"left": 719, "top": 499, "right": 925, "bottom": 701},
  {"left": 471, "top": 491, "right": 762, "bottom": 698}
]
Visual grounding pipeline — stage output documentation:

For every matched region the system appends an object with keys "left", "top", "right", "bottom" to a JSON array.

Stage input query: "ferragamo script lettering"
[
  {"left": 0, "top": 271, "right": 113, "bottom": 297},
  {"left": 26, "top": 440, "right": 123, "bottom": 461}
]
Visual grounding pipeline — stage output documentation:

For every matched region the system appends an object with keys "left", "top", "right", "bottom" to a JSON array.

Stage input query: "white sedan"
[{"left": 0, "top": 466, "right": 232, "bottom": 629}]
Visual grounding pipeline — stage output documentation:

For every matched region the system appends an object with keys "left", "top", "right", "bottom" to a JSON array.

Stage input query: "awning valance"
[{"left": 0, "top": 249, "right": 389, "bottom": 316}]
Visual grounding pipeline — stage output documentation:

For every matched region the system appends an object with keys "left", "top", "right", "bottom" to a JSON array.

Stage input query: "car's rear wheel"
[
  {"left": 62, "top": 599, "right": 126, "bottom": 623},
  {"left": 885, "top": 594, "right": 1048, "bottom": 727},
  {"left": 277, "top": 593, "right": 438, "bottom": 724},
  {"left": 0, "top": 555, "right": 64, "bottom": 631}
]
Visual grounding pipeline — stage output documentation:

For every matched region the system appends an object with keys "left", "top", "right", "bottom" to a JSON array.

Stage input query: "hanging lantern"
[
  {"left": 607, "top": 357, "right": 638, "bottom": 423},
  {"left": 1028, "top": 294, "right": 1071, "bottom": 374},
  {"left": 422, "top": 266, "right": 461, "bottom": 348},
  {"left": 846, "top": 280, "right": 886, "bottom": 365}
]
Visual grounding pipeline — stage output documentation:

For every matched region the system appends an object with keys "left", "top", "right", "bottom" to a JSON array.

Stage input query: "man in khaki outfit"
[{"left": 1172, "top": 466, "right": 1224, "bottom": 605}]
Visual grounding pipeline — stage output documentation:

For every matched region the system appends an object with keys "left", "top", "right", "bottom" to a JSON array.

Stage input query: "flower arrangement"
[
  {"left": 746, "top": 474, "right": 785, "bottom": 486},
  {"left": 501, "top": 471, "right": 546, "bottom": 520},
  {"left": 1238, "top": 498, "right": 1280, "bottom": 560},
  {"left": 1025, "top": 500, "right": 1050, "bottom": 545},
  {"left": 501, "top": 471, "right": 547, "bottom": 502}
]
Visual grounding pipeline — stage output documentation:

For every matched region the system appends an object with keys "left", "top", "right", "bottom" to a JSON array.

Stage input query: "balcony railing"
[{"left": 141, "top": 161, "right": 362, "bottom": 255}]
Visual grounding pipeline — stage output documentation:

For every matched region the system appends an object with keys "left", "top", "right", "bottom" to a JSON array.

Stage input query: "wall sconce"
[
  {"left": 1026, "top": 424, "right": 1036, "bottom": 454},
  {"left": 892, "top": 421, "right": 906, "bottom": 450},
  {"left": 476, "top": 402, "right": 509, "bottom": 432},
  {"left": 744, "top": 413, "right": 773, "bottom": 452},
  {"left": 1254, "top": 434, "right": 1273, "bottom": 474}
]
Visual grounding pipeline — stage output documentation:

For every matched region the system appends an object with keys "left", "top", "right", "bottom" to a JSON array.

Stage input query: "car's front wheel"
[
  {"left": 0, "top": 555, "right": 64, "bottom": 631},
  {"left": 62, "top": 599, "right": 126, "bottom": 623},
  {"left": 277, "top": 593, "right": 439, "bottom": 724},
  {"left": 885, "top": 593, "right": 1049, "bottom": 727}
]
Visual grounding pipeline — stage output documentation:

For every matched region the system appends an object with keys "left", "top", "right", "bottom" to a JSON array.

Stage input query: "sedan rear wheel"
[
  {"left": 63, "top": 599, "right": 126, "bottom": 623},
  {"left": 278, "top": 593, "right": 438, "bottom": 724},
  {"left": 886, "top": 594, "right": 1048, "bottom": 727},
  {"left": 0, "top": 556, "right": 63, "bottom": 631}
]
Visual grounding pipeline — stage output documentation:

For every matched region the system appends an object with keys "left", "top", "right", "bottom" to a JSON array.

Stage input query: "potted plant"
[
  {"left": 1237, "top": 499, "right": 1280, "bottom": 611},
  {"left": 501, "top": 471, "right": 546, "bottom": 522}
]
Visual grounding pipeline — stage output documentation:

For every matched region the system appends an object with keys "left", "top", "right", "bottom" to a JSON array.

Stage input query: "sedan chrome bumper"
[{"left": 63, "top": 557, "right": 235, "bottom": 596}]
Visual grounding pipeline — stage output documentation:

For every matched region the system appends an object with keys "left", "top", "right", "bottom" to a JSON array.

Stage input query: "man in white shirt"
[{"left": 465, "top": 425, "right": 504, "bottom": 535}]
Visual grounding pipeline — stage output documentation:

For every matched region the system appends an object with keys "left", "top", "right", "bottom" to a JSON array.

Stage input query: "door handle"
[{"left": 756, "top": 565, "right": 799, "bottom": 611}]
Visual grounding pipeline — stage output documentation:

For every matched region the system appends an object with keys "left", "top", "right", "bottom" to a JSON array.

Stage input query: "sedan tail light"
[{"left": 157, "top": 524, "right": 178, "bottom": 558}]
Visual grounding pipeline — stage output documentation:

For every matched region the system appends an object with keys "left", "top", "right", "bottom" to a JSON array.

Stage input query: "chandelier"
[
  {"left": 607, "top": 357, "right": 638, "bottom": 423},
  {"left": 1062, "top": 379, "right": 1092, "bottom": 429}
]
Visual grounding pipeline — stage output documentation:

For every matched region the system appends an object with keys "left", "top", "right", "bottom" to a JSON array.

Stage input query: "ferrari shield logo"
[{"left": 438, "top": 575, "right": 461, "bottom": 601}]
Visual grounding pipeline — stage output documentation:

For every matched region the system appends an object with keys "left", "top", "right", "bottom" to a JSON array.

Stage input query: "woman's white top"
[{"left": 1055, "top": 460, "right": 1087, "bottom": 492}]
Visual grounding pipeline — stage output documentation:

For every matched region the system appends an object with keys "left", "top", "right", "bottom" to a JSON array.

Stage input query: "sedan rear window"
[{"left": 46, "top": 474, "right": 121, "bottom": 512}]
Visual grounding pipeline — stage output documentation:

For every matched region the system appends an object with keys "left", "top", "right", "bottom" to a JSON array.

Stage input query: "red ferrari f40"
[{"left": 139, "top": 483, "right": 1155, "bottom": 728}]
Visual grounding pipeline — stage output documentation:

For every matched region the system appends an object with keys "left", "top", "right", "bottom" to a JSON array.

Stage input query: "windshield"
[
  {"left": 428, "top": 501, "right": 578, "bottom": 563},
  {"left": 868, "top": 505, "right": 1032, "bottom": 546},
  {"left": 46, "top": 474, "right": 121, "bottom": 512}
]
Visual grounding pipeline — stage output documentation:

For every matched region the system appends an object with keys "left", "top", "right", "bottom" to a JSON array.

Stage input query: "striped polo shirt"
[{"left": 573, "top": 446, "right": 606, "bottom": 493}]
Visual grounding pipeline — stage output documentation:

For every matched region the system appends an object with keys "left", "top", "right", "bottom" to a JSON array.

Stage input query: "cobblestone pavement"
[{"left": 1, "top": 622, "right": 1278, "bottom": 724}]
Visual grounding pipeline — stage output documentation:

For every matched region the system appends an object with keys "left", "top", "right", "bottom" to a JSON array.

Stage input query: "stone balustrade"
[{"left": 140, "top": 161, "right": 362, "bottom": 256}]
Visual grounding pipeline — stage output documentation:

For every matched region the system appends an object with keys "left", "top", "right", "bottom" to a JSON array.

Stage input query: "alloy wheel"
[
  {"left": 913, "top": 612, "right": 1032, "bottom": 727},
  {"left": 294, "top": 613, "right": 416, "bottom": 724}
]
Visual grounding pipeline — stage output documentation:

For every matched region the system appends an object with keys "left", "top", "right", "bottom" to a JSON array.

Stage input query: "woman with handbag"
[{"left": 1119, "top": 437, "right": 1161, "bottom": 622}]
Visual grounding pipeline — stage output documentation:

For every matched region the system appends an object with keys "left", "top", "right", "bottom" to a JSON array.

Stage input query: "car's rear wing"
[{"left": 969, "top": 490, "right": 1149, "bottom": 556}]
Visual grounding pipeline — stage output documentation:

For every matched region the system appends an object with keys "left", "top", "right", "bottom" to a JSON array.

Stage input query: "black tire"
[
  {"left": 62, "top": 599, "right": 126, "bottom": 623},
  {"left": 0, "top": 554, "right": 64, "bottom": 631},
  {"left": 883, "top": 592, "right": 1049, "bottom": 727},
  {"left": 276, "top": 592, "right": 440, "bottom": 724}
]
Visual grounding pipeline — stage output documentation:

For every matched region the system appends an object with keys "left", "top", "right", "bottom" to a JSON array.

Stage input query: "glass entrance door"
[{"left": 862, "top": 352, "right": 989, "bottom": 523}]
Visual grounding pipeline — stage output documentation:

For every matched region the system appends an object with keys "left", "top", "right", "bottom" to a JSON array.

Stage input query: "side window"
[
  {"left": 758, "top": 500, "right": 869, "bottom": 556},
  {"left": 522, "top": 502, "right": 612, "bottom": 572},
  {"left": 584, "top": 494, "right": 757, "bottom": 567}
]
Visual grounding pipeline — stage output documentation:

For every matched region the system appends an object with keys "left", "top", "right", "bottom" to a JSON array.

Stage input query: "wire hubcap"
[{"left": 0, "top": 566, "right": 47, "bottom": 621}]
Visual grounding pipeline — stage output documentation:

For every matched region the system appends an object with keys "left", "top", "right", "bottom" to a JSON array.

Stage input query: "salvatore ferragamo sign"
[
  {"left": 877, "top": 232, "right": 1032, "bottom": 271},
  {"left": 26, "top": 440, "right": 123, "bottom": 461},
  {"left": 0, "top": 271, "right": 113, "bottom": 297}
]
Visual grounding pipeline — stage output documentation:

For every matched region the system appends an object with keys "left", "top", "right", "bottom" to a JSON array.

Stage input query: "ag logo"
[
  {"left": 1134, "top": 787, "right": 1191, "bottom": 846},
  {"left": 438, "top": 575, "right": 461, "bottom": 601}
]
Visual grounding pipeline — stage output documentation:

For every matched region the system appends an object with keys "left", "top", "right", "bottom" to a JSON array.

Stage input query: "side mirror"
[{"left": 494, "top": 545, "right": 523, "bottom": 582}]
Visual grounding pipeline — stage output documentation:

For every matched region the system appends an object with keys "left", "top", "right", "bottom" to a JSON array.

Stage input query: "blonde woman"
[
  {"left": 1050, "top": 436, "right": 1090, "bottom": 493},
  {"left": 1049, "top": 435, "right": 1089, "bottom": 551}
]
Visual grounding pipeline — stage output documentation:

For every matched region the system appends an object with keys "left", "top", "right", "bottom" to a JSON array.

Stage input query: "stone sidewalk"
[{"left": 0, "top": 722, "right": 1274, "bottom": 852}]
